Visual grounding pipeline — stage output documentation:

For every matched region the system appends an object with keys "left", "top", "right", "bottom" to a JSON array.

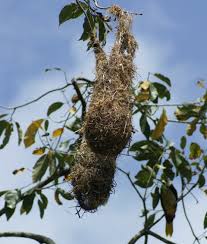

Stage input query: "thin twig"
[{"left": 181, "top": 179, "right": 200, "bottom": 244}]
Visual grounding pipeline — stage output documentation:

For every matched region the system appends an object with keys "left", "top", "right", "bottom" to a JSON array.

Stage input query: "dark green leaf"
[
  {"left": 38, "top": 192, "right": 48, "bottom": 209},
  {"left": 151, "top": 187, "right": 160, "bottom": 209},
  {"left": 130, "top": 140, "right": 163, "bottom": 161},
  {"left": 154, "top": 73, "right": 171, "bottom": 87},
  {"left": 59, "top": 3, "right": 87, "bottom": 25},
  {"left": 15, "top": 122, "right": 23, "bottom": 145},
  {"left": 198, "top": 174, "right": 205, "bottom": 188},
  {"left": 79, "top": 11, "right": 95, "bottom": 41},
  {"left": 5, "top": 206, "right": 15, "bottom": 220},
  {"left": 32, "top": 155, "right": 49, "bottom": 183},
  {"left": 140, "top": 114, "right": 150, "bottom": 139},
  {"left": 0, "top": 123, "right": 13, "bottom": 149},
  {"left": 38, "top": 199, "right": 45, "bottom": 219},
  {"left": 180, "top": 136, "right": 187, "bottom": 150},
  {"left": 47, "top": 102, "right": 64, "bottom": 117},
  {"left": 204, "top": 212, "right": 207, "bottom": 229},
  {"left": 152, "top": 82, "right": 171, "bottom": 101},
  {"left": 97, "top": 16, "right": 106, "bottom": 43},
  {"left": 135, "top": 167, "right": 155, "bottom": 188},
  {"left": 20, "top": 193, "right": 36, "bottom": 215},
  {"left": 145, "top": 213, "right": 156, "bottom": 228},
  {"left": 44, "top": 120, "right": 49, "bottom": 131}
]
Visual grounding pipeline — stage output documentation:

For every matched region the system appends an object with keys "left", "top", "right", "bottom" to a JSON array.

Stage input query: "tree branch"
[
  {"left": 72, "top": 78, "right": 87, "bottom": 120},
  {"left": 0, "top": 168, "right": 70, "bottom": 217},
  {"left": 0, "top": 77, "right": 91, "bottom": 113},
  {"left": 0, "top": 231, "right": 55, "bottom": 244},
  {"left": 146, "top": 230, "right": 177, "bottom": 244}
]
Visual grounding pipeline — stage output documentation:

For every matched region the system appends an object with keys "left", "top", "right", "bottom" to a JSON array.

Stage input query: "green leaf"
[
  {"left": 151, "top": 187, "right": 160, "bottom": 209},
  {"left": 189, "top": 143, "right": 202, "bottom": 160},
  {"left": 97, "top": 16, "right": 106, "bottom": 43},
  {"left": 200, "top": 124, "right": 207, "bottom": 139},
  {"left": 0, "top": 122, "right": 13, "bottom": 149},
  {"left": 198, "top": 174, "right": 205, "bottom": 188},
  {"left": 170, "top": 148, "right": 192, "bottom": 182},
  {"left": 44, "top": 120, "right": 49, "bottom": 131},
  {"left": 5, "top": 206, "right": 15, "bottom": 220},
  {"left": 59, "top": 3, "right": 87, "bottom": 25},
  {"left": 0, "top": 114, "right": 8, "bottom": 119},
  {"left": 79, "top": 11, "right": 95, "bottom": 41},
  {"left": 130, "top": 140, "right": 163, "bottom": 161},
  {"left": 145, "top": 213, "right": 156, "bottom": 228},
  {"left": 32, "top": 155, "right": 49, "bottom": 183},
  {"left": 54, "top": 188, "right": 74, "bottom": 205},
  {"left": 152, "top": 82, "right": 171, "bottom": 101},
  {"left": 5, "top": 190, "right": 20, "bottom": 209},
  {"left": 24, "top": 119, "right": 44, "bottom": 148},
  {"left": 47, "top": 102, "right": 64, "bottom": 117},
  {"left": 15, "top": 122, "right": 23, "bottom": 145},
  {"left": 149, "top": 83, "right": 158, "bottom": 102},
  {"left": 38, "top": 199, "right": 45, "bottom": 218},
  {"left": 180, "top": 136, "right": 187, "bottom": 149},
  {"left": 140, "top": 114, "right": 150, "bottom": 139},
  {"left": 154, "top": 73, "right": 171, "bottom": 87},
  {"left": 204, "top": 212, "right": 207, "bottom": 229},
  {"left": 151, "top": 109, "right": 168, "bottom": 140},
  {"left": 20, "top": 193, "right": 36, "bottom": 215},
  {"left": 135, "top": 167, "right": 155, "bottom": 188}
]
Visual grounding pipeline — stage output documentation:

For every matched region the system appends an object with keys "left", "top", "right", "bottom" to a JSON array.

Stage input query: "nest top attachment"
[{"left": 84, "top": 6, "right": 138, "bottom": 156}]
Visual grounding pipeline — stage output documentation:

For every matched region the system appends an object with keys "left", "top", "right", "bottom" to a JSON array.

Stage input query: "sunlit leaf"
[
  {"left": 151, "top": 109, "right": 168, "bottom": 140},
  {"left": 52, "top": 128, "right": 64, "bottom": 138},
  {"left": 32, "top": 155, "right": 49, "bottom": 183},
  {"left": 5, "top": 190, "right": 20, "bottom": 209},
  {"left": 32, "top": 147, "right": 46, "bottom": 156},
  {"left": 24, "top": 119, "right": 44, "bottom": 148},
  {"left": 69, "top": 106, "right": 77, "bottom": 114},
  {"left": 189, "top": 143, "right": 202, "bottom": 160}
]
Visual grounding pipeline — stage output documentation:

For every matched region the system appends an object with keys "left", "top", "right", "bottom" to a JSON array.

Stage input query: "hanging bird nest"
[
  {"left": 70, "top": 141, "right": 116, "bottom": 211},
  {"left": 84, "top": 6, "right": 138, "bottom": 156}
]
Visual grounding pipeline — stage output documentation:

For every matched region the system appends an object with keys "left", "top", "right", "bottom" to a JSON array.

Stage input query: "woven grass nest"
[
  {"left": 70, "top": 141, "right": 116, "bottom": 211},
  {"left": 84, "top": 6, "right": 138, "bottom": 156}
]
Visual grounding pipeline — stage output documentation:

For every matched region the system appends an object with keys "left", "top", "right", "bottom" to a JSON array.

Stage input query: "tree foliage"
[{"left": 0, "top": 1, "right": 207, "bottom": 244}]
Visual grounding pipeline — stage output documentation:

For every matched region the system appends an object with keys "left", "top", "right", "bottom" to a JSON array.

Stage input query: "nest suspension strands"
[
  {"left": 70, "top": 141, "right": 116, "bottom": 212},
  {"left": 84, "top": 6, "right": 138, "bottom": 156}
]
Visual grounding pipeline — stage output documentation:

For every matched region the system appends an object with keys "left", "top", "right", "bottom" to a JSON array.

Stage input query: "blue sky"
[{"left": 0, "top": 1, "right": 207, "bottom": 244}]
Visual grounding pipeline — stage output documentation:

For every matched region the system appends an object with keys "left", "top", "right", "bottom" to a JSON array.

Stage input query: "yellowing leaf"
[
  {"left": 52, "top": 128, "right": 64, "bottom": 138},
  {"left": 151, "top": 109, "right": 168, "bottom": 140},
  {"left": 64, "top": 174, "right": 73, "bottom": 181},
  {"left": 24, "top": 119, "right": 44, "bottom": 148},
  {"left": 32, "top": 147, "right": 46, "bottom": 155},
  {"left": 69, "top": 106, "right": 77, "bottom": 114},
  {"left": 140, "top": 80, "right": 150, "bottom": 90},
  {"left": 136, "top": 91, "right": 150, "bottom": 102}
]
